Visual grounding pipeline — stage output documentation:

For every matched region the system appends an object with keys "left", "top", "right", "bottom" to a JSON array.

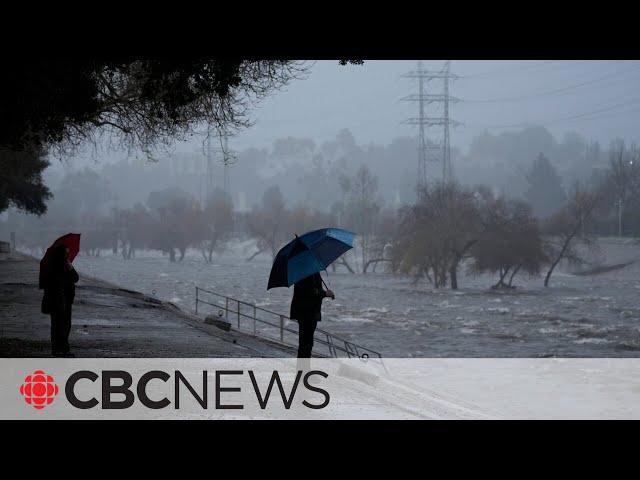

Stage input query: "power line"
[
  {"left": 558, "top": 106, "right": 640, "bottom": 125},
  {"left": 458, "top": 60, "right": 560, "bottom": 79},
  {"left": 461, "top": 96, "right": 640, "bottom": 130},
  {"left": 462, "top": 62, "right": 640, "bottom": 103},
  {"left": 456, "top": 60, "right": 616, "bottom": 80},
  {"left": 546, "top": 98, "right": 640, "bottom": 125}
]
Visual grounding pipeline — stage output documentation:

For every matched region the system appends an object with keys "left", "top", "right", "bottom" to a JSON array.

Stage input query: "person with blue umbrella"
[{"left": 267, "top": 228, "right": 356, "bottom": 358}]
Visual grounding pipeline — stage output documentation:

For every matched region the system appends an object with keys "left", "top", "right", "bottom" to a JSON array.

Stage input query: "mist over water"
[{"left": 70, "top": 238, "right": 640, "bottom": 358}]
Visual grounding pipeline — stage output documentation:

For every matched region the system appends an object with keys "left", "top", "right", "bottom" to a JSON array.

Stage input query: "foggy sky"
[{"left": 48, "top": 60, "right": 640, "bottom": 173}]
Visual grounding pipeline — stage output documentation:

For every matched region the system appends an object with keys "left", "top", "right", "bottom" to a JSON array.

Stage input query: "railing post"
[
  {"left": 327, "top": 333, "right": 335, "bottom": 357},
  {"left": 191, "top": 288, "right": 383, "bottom": 360},
  {"left": 280, "top": 316, "right": 284, "bottom": 342}
]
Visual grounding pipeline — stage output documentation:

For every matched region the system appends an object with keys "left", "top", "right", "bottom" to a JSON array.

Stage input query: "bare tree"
[
  {"left": 246, "top": 186, "right": 289, "bottom": 260},
  {"left": 109, "top": 204, "right": 154, "bottom": 260},
  {"left": 338, "top": 165, "right": 380, "bottom": 273},
  {"left": 80, "top": 220, "right": 113, "bottom": 257},
  {"left": 542, "top": 182, "right": 600, "bottom": 287},
  {"left": 199, "top": 188, "right": 233, "bottom": 263},
  {"left": 146, "top": 188, "right": 202, "bottom": 262},
  {"left": 364, "top": 208, "right": 398, "bottom": 273}
]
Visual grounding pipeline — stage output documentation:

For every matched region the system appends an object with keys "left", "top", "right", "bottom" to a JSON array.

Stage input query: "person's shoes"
[
  {"left": 62, "top": 351, "right": 75, "bottom": 358},
  {"left": 52, "top": 351, "right": 64, "bottom": 357}
]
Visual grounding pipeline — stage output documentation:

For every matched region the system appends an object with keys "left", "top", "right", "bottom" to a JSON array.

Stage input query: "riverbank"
[{"left": 0, "top": 252, "right": 296, "bottom": 358}]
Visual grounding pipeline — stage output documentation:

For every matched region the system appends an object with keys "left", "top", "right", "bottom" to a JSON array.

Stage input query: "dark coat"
[
  {"left": 290, "top": 272, "right": 326, "bottom": 322},
  {"left": 43, "top": 265, "right": 79, "bottom": 315}
]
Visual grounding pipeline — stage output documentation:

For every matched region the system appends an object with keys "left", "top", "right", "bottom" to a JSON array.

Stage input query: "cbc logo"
[{"left": 20, "top": 370, "right": 59, "bottom": 410}]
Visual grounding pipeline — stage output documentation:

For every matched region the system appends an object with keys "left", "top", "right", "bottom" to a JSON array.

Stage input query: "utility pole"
[{"left": 618, "top": 197, "right": 623, "bottom": 238}]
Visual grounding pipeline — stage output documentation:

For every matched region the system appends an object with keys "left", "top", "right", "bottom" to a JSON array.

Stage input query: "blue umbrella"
[{"left": 267, "top": 228, "right": 356, "bottom": 290}]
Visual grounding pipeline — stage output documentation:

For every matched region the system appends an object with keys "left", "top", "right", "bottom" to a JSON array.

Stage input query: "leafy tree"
[
  {"left": 0, "top": 146, "right": 51, "bottom": 215},
  {"left": 524, "top": 153, "right": 566, "bottom": 219}
]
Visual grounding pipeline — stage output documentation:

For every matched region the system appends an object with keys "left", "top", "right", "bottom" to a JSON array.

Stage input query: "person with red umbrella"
[{"left": 40, "top": 234, "right": 80, "bottom": 357}]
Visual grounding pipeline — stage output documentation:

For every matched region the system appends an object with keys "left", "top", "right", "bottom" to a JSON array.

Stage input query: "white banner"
[{"left": 3, "top": 358, "right": 640, "bottom": 419}]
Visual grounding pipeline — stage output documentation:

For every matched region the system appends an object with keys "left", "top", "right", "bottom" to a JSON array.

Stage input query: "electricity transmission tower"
[
  {"left": 401, "top": 61, "right": 460, "bottom": 189},
  {"left": 206, "top": 133, "right": 233, "bottom": 204},
  {"left": 223, "top": 135, "right": 230, "bottom": 199}
]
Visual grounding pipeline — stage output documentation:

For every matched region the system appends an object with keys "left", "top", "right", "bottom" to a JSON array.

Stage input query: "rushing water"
[{"left": 70, "top": 238, "right": 640, "bottom": 357}]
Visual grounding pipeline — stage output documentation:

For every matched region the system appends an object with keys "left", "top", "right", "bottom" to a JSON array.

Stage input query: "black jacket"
[
  {"left": 290, "top": 273, "right": 326, "bottom": 322},
  {"left": 64, "top": 267, "right": 79, "bottom": 305},
  {"left": 44, "top": 265, "right": 79, "bottom": 314}
]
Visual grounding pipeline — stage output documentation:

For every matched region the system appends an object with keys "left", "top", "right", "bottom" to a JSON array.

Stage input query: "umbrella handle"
[{"left": 320, "top": 272, "right": 332, "bottom": 297}]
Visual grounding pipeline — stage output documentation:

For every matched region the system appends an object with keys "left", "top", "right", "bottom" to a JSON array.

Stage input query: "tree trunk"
[
  {"left": 493, "top": 266, "right": 510, "bottom": 289},
  {"left": 361, "top": 236, "right": 366, "bottom": 275},
  {"left": 618, "top": 198, "right": 623, "bottom": 238},
  {"left": 338, "top": 257, "right": 355, "bottom": 274},
  {"left": 364, "top": 258, "right": 390, "bottom": 273},
  {"left": 433, "top": 264, "right": 447, "bottom": 288},
  {"left": 423, "top": 267, "right": 433, "bottom": 285},
  {"left": 449, "top": 241, "right": 478, "bottom": 290},
  {"left": 432, "top": 265, "right": 439, "bottom": 288},
  {"left": 208, "top": 238, "right": 215, "bottom": 262},
  {"left": 352, "top": 248, "right": 360, "bottom": 274},
  {"left": 508, "top": 264, "right": 521, "bottom": 287},
  {"left": 449, "top": 264, "right": 458, "bottom": 290},
  {"left": 544, "top": 259, "right": 561, "bottom": 287},
  {"left": 544, "top": 230, "right": 578, "bottom": 287},
  {"left": 199, "top": 242, "right": 208, "bottom": 262},
  {"left": 438, "top": 261, "right": 448, "bottom": 288},
  {"left": 246, "top": 249, "right": 263, "bottom": 261}
]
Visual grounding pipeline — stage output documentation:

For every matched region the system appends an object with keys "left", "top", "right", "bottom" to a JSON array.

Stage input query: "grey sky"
[
  {"left": 219, "top": 60, "right": 640, "bottom": 150},
  {"left": 51, "top": 60, "right": 640, "bottom": 171}
]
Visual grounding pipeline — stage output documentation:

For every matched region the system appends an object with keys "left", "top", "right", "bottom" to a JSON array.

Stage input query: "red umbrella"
[{"left": 39, "top": 233, "right": 81, "bottom": 289}]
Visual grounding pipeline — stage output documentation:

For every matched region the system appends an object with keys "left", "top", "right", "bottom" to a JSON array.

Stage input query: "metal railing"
[{"left": 195, "top": 286, "right": 384, "bottom": 364}]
